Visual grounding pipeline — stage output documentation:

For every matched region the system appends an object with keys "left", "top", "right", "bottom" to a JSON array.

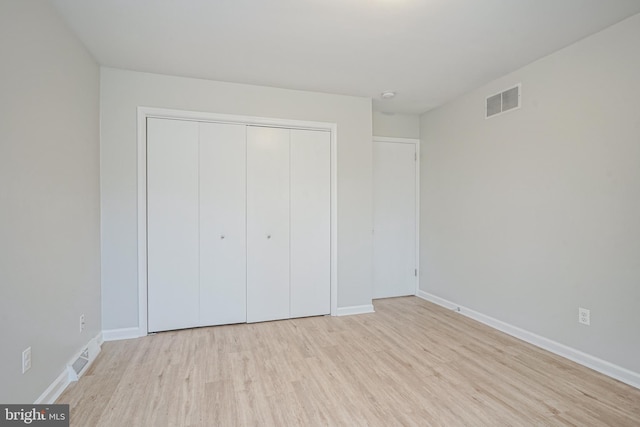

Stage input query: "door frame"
[
  {"left": 137, "top": 107, "right": 338, "bottom": 335},
  {"left": 372, "top": 136, "right": 421, "bottom": 296}
]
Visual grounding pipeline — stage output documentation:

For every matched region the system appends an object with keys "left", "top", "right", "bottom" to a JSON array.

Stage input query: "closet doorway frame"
[{"left": 137, "top": 107, "right": 339, "bottom": 335}]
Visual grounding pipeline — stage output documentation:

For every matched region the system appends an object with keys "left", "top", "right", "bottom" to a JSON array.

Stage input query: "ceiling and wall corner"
[
  {"left": 50, "top": 0, "right": 640, "bottom": 115},
  {"left": 373, "top": 111, "right": 421, "bottom": 139}
]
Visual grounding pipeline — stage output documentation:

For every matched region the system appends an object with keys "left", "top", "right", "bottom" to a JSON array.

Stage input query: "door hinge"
[
  {"left": 414, "top": 153, "right": 417, "bottom": 161},
  {"left": 414, "top": 268, "right": 417, "bottom": 277}
]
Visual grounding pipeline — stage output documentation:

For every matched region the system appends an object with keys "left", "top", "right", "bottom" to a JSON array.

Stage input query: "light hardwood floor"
[{"left": 58, "top": 297, "right": 640, "bottom": 426}]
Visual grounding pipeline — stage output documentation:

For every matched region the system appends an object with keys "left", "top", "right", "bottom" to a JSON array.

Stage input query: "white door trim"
[
  {"left": 138, "top": 107, "right": 339, "bottom": 336},
  {"left": 372, "top": 136, "right": 420, "bottom": 296}
]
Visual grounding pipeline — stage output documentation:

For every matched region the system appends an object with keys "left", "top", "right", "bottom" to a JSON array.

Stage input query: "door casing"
[{"left": 372, "top": 136, "right": 421, "bottom": 299}]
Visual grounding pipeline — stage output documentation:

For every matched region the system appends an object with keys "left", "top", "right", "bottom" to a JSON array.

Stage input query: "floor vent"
[
  {"left": 486, "top": 84, "right": 521, "bottom": 118},
  {"left": 71, "top": 348, "right": 89, "bottom": 376}
]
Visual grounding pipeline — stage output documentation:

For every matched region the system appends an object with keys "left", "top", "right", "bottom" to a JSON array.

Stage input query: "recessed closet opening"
[{"left": 137, "top": 108, "right": 338, "bottom": 334}]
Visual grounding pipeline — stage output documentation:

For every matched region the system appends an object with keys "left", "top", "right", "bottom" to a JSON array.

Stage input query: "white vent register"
[{"left": 486, "top": 84, "right": 521, "bottom": 118}]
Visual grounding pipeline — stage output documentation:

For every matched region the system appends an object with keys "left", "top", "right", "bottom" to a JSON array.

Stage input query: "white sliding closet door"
[
  {"left": 199, "top": 123, "right": 247, "bottom": 326},
  {"left": 290, "top": 130, "right": 331, "bottom": 318},
  {"left": 147, "top": 118, "right": 200, "bottom": 332},
  {"left": 246, "top": 126, "right": 291, "bottom": 323}
]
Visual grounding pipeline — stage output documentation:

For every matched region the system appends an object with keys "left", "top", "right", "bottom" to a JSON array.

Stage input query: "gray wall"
[
  {"left": 420, "top": 13, "right": 640, "bottom": 374},
  {"left": 100, "top": 68, "right": 373, "bottom": 330},
  {"left": 373, "top": 111, "right": 420, "bottom": 139},
  {"left": 0, "top": 0, "right": 101, "bottom": 403}
]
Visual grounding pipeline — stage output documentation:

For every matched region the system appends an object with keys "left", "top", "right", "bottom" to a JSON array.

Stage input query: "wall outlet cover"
[
  {"left": 578, "top": 307, "right": 590, "bottom": 326},
  {"left": 22, "top": 347, "right": 32, "bottom": 373}
]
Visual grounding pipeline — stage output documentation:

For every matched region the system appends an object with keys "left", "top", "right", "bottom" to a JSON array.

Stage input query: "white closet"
[{"left": 147, "top": 118, "right": 330, "bottom": 333}]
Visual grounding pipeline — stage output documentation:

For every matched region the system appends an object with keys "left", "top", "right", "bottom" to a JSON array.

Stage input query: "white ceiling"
[{"left": 50, "top": 0, "right": 640, "bottom": 114}]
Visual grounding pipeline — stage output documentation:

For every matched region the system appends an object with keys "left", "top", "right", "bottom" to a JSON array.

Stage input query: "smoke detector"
[{"left": 381, "top": 91, "right": 396, "bottom": 99}]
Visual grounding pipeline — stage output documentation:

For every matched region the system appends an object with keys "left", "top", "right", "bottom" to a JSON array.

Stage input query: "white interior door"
[
  {"left": 198, "top": 122, "right": 247, "bottom": 326},
  {"left": 373, "top": 140, "right": 417, "bottom": 299},
  {"left": 246, "top": 126, "right": 291, "bottom": 322},
  {"left": 290, "top": 129, "right": 331, "bottom": 318},
  {"left": 147, "top": 118, "right": 200, "bottom": 332}
]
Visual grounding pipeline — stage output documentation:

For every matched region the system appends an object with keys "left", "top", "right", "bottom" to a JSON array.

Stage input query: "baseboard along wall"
[
  {"left": 34, "top": 333, "right": 102, "bottom": 404},
  {"left": 416, "top": 290, "right": 640, "bottom": 390},
  {"left": 50, "top": 293, "right": 638, "bottom": 404},
  {"left": 336, "top": 304, "right": 375, "bottom": 316},
  {"left": 102, "top": 327, "right": 143, "bottom": 342}
]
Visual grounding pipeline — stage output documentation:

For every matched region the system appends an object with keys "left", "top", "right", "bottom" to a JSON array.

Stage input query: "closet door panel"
[
  {"left": 246, "top": 126, "right": 290, "bottom": 323},
  {"left": 199, "top": 123, "right": 247, "bottom": 326},
  {"left": 147, "top": 118, "right": 200, "bottom": 332},
  {"left": 290, "top": 130, "right": 331, "bottom": 318}
]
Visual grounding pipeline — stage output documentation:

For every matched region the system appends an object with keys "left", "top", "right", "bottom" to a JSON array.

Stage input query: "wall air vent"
[
  {"left": 71, "top": 348, "right": 89, "bottom": 376},
  {"left": 486, "top": 84, "right": 521, "bottom": 118}
]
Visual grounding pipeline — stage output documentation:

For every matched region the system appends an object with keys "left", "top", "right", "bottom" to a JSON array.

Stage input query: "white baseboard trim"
[
  {"left": 416, "top": 290, "right": 640, "bottom": 390},
  {"left": 102, "top": 327, "right": 143, "bottom": 341},
  {"left": 35, "top": 332, "right": 103, "bottom": 404},
  {"left": 336, "top": 304, "right": 375, "bottom": 317},
  {"left": 34, "top": 368, "right": 70, "bottom": 405},
  {"left": 416, "top": 290, "right": 458, "bottom": 310}
]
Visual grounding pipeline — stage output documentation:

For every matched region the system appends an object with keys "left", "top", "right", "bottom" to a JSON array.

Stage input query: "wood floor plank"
[{"left": 57, "top": 297, "right": 640, "bottom": 426}]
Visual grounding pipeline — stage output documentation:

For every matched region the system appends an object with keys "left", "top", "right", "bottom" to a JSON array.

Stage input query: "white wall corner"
[
  {"left": 102, "top": 327, "right": 143, "bottom": 342},
  {"left": 336, "top": 304, "right": 375, "bottom": 317},
  {"left": 416, "top": 291, "right": 640, "bottom": 390},
  {"left": 35, "top": 332, "right": 103, "bottom": 404},
  {"left": 96, "top": 331, "right": 104, "bottom": 347}
]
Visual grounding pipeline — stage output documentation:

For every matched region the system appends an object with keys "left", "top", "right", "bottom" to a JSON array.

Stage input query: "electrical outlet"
[
  {"left": 22, "top": 347, "right": 31, "bottom": 374},
  {"left": 578, "top": 307, "right": 590, "bottom": 326},
  {"left": 80, "top": 314, "right": 85, "bottom": 333}
]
